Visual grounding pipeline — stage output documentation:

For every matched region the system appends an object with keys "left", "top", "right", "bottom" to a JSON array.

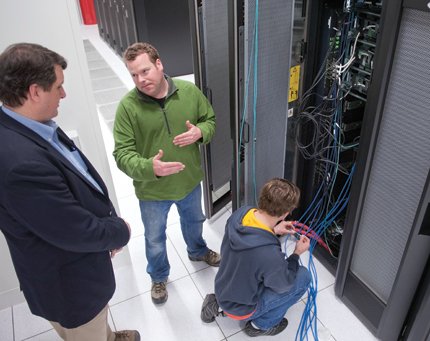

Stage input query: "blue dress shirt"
[{"left": 2, "top": 106, "right": 103, "bottom": 193}]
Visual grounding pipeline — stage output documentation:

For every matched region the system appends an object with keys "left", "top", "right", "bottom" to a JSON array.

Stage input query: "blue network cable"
[
  {"left": 291, "top": 165, "right": 355, "bottom": 341},
  {"left": 291, "top": 9, "right": 358, "bottom": 339}
]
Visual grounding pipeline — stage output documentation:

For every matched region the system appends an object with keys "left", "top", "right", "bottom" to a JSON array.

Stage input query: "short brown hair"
[
  {"left": 258, "top": 178, "right": 300, "bottom": 217},
  {"left": 0, "top": 43, "right": 67, "bottom": 107},
  {"left": 123, "top": 42, "right": 160, "bottom": 64}
]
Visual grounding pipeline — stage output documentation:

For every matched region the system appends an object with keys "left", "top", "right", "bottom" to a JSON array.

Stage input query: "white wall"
[{"left": 0, "top": 0, "right": 125, "bottom": 309}]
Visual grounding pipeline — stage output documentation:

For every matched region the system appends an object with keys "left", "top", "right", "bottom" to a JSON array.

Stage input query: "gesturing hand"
[
  {"left": 152, "top": 149, "right": 185, "bottom": 177},
  {"left": 173, "top": 120, "right": 202, "bottom": 147}
]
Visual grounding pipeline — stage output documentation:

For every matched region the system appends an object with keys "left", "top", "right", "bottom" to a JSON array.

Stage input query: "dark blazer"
[{"left": 0, "top": 109, "right": 130, "bottom": 328}]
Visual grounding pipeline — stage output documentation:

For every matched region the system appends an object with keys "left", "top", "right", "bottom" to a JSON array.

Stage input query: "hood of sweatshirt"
[{"left": 226, "top": 206, "right": 279, "bottom": 252}]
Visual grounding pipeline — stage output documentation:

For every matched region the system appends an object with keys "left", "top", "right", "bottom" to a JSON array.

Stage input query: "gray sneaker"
[
  {"left": 114, "top": 330, "right": 141, "bottom": 341},
  {"left": 244, "top": 318, "right": 288, "bottom": 337},
  {"left": 151, "top": 281, "right": 168, "bottom": 304},
  {"left": 189, "top": 249, "right": 221, "bottom": 267},
  {"left": 201, "top": 293, "right": 220, "bottom": 323}
]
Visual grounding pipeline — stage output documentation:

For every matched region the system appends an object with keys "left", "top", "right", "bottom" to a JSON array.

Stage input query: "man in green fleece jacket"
[{"left": 113, "top": 42, "right": 220, "bottom": 305}]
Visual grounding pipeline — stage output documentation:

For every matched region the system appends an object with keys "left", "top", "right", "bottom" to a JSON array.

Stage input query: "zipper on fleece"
[{"left": 161, "top": 108, "right": 172, "bottom": 135}]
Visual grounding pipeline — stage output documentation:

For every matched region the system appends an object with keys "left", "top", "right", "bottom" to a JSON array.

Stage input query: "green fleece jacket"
[{"left": 113, "top": 76, "right": 216, "bottom": 200}]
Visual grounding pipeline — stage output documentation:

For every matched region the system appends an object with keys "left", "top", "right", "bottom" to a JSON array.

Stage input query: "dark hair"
[
  {"left": 0, "top": 43, "right": 67, "bottom": 107},
  {"left": 258, "top": 178, "right": 300, "bottom": 217},
  {"left": 123, "top": 42, "right": 160, "bottom": 64}
]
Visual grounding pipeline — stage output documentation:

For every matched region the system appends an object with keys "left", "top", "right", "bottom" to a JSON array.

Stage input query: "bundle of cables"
[
  {"left": 287, "top": 7, "right": 361, "bottom": 341},
  {"left": 285, "top": 164, "right": 355, "bottom": 341}
]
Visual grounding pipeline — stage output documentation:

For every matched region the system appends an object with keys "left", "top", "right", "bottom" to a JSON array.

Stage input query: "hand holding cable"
[
  {"left": 294, "top": 235, "right": 310, "bottom": 255},
  {"left": 291, "top": 221, "right": 331, "bottom": 252},
  {"left": 273, "top": 220, "right": 297, "bottom": 236}
]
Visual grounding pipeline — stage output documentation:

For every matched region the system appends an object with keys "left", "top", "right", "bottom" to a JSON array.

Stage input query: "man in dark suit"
[{"left": 0, "top": 43, "right": 140, "bottom": 340}]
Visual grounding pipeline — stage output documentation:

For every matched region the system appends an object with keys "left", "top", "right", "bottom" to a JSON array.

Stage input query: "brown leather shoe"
[
  {"left": 114, "top": 330, "right": 140, "bottom": 341},
  {"left": 151, "top": 281, "right": 168, "bottom": 304},
  {"left": 189, "top": 249, "right": 221, "bottom": 267}
]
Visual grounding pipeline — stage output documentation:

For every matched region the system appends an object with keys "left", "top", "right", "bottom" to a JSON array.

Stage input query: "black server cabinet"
[
  {"left": 131, "top": 0, "right": 193, "bottom": 77},
  {"left": 107, "top": 0, "right": 120, "bottom": 53},
  {"left": 94, "top": 0, "right": 192, "bottom": 77},
  {"left": 122, "top": 0, "right": 137, "bottom": 50},
  {"left": 188, "top": 0, "right": 233, "bottom": 218},
  {"left": 290, "top": 1, "right": 430, "bottom": 339},
  {"left": 94, "top": 0, "right": 106, "bottom": 41},
  {"left": 241, "top": 0, "right": 294, "bottom": 207},
  {"left": 286, "top": 0, "right": 385, "bottom": 273},
  {"left": 331, "top": 1, "right": 430, "bottom": 340},
  {"left": 111, "top": 0, "right": 127, "bottom": 55},
  {"left": 98, "top": 0, "right": 117, "bottom": 50},
  {"left": 189, "top": 0, "right": 295, "bottom": 216}
]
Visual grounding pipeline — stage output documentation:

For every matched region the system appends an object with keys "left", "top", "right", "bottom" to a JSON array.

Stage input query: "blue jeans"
[
  {"left": 139, "top": 185, "right": 208, "bottom": 282},
  {"left": 247, "top": 266, "right": 311, "bottom": 330}
]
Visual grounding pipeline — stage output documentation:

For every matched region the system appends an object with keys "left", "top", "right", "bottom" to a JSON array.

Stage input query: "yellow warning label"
[{"left": 288, "top": 65, "right": 300, "bottom": 103}]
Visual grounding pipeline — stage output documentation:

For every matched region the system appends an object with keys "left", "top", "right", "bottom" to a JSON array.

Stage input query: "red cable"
[{"left": 292, "top": 222, "right": 331, "bottom": 252}]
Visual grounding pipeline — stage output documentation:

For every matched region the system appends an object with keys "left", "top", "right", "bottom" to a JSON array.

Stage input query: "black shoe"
[
  {"left": 151, "top": 281, "right": 168, "bottom": 304},
  {"left": 244, "top": 318, "right": 288, "bottom": 337},
  {"left": 189, "top": 249, "right": 221, "bottom": 267},
  {"left": 201, "top": 294, "right": 220, "bottom": 323}
]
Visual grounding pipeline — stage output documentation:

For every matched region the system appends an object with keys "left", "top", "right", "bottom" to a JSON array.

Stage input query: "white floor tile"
[
  {"left": 190, "top": 265, "right": 219, "bottom": 297},
  {"left": 117, "top": 194, "right": 144, "bottom": 239},
  {"left": 315, "top": 286, "right": 380, "bottom": 341},
  {"left": 24, "top": 329, "right": 61, "bottom": 341},
  {"left": 110, "top": 234, "right": 189, "bottom": 305},
  {"left": 167, "top": 208, "right": 228, "bottom": 274},
  {"left": 110, "top": 276, "right": 226, "bottom": 341},
  {"left": 0, "top": 307, "right": 13, "bottom": 341},
  {"left": 12, "top": 302, "right": 52, "bottom": 341},
  {"left": 167, "top": 222, "right": 208, "bottom": 273}
]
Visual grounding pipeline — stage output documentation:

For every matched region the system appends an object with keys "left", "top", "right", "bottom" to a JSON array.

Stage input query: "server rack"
[
  {"left": 93, "top": 0, "right": 106, "bottom": 41},
  {"left": 292, "top": 0, "right": 383, "bottom": 271},
  {"left": 189, "top": 0, "right": 295, "bottom": 217},
  {"left": 94, "top": 0, "right": 192, "bottom": 77},
  {"left": 105, "top": 0, "right": 122, "bottom": 54},
  {"left": 333, "top": 1, "right": 430, "bottom": 339},
  {"left": 188, "top": 0, "right": 233, "bottom": 218},
  {"left": 284, "top": 1, "right": 430, "bottom": 339}
]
